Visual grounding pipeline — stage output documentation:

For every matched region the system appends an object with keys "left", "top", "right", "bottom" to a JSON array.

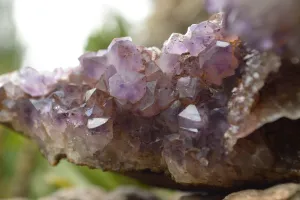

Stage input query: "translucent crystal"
[
  {"left": 96, "top": 65, "right": 117, "bottom": 93},
  {"left": 157, "top": 87, "right": 177, "bottom": 109},
  {"left": 145, "top": 62, "right": 162, "bottom": 82},
  {"left": 108, "top": 71, "right": 146, "bottom": 104},
  {"left": 79, "top": 53, "right": 108, "bottom": 84},
  {"left": 107, "top": 37, "right": 144, "bottom": 72},
  {"left": 200, "top": 41, "right": 238, "bottom": 85},
  {"left": 184, "top": 22, "right": 217, "bottom": 56},
  {"left": 163, "top": 33, "right": 188, "bottom": 55},
  {"left": 17, "top": 67, "right": 57, "bottom": 97},
  {"left": 178, "top": 104, "right": 203, "bottom": 130},
  {"left": 134, "top": 81, "right": 159, "bottom": 117},
  {"left": 176, "top": 76, "right": 200, "bottom": 99},
  {"left": 156, "top": 53, "right": 181, "bottom": 76},
  {"left": 3, "top": 82, "right": 25, "bottom": 99},
  {"left": 87, "top": 117, "right": 110, "bottom": 129}
]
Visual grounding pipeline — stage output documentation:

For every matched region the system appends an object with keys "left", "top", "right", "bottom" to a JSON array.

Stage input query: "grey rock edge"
[{"left": 5, "top": 183, "right": 300, "bottom": 200}]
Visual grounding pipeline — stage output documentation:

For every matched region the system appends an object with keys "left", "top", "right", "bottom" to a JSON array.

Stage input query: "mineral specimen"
[
  {"left": 0, "top": 13, "right": 241, "bottom": 184},
  {"left": 2, "top": 11, "right": 300, "bottom": 191}
]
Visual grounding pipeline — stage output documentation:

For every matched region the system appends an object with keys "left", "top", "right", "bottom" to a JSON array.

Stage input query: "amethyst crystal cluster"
[
  {"left": 0, "top": 14, "right": 244, "bottom": 184},
  {"left": 3, "top": 7, "right": 300, "bottom": 189}
]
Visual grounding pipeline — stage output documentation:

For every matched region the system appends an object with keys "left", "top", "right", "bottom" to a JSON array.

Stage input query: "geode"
[{"left": 1, "top": 12, "right": 300, "bottom": 191}]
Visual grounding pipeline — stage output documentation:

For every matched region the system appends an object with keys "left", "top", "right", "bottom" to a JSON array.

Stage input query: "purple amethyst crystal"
[
  {"left": 79, "top": 52, "right": 108, "bottom": 84},
  {"left": 15, "top": 67, "right": 59, "bottom": 97},
  {"left": 108, "top": 71, "right": 146, "bottom": 104},
  {"left": 159, "top": 15, "right": 238, "bottom": 85},
  {"left": 107, "top": 37, "right": 144, "bottom": 72}
]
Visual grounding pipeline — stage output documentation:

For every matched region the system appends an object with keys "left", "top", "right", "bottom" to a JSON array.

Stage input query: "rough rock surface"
[
  {"left": 174, "top": 183, "right": 300, "bottom": 199},
  {"left": 5, "top": 183, "right": 300, "bottom": 200},
  {"left": 26, "top": 187, "right": 160, "bottom": 200},
  {"left": 223, "top": 183, "right": 300, "bottom": 200},
  {"left": 105, "top": 187, "right": 161, "bottom": 200},
  {"left": 39, "top": 187, "right": 106, "bottom": 200}
]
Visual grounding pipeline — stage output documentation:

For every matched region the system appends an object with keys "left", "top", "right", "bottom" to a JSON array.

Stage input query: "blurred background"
[{"left": 0, "top": 0, "right": 208, "bottom": 198}]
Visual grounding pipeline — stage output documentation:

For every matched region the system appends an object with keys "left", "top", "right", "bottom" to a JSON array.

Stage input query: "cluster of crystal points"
[{"left": 0, "top": 14, "right": 241, "bottom": 183}]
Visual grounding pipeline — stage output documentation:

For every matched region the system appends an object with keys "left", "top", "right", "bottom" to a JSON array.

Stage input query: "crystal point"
[
  {"left": 87, "top": 117, "right": 110, "bottom": 129},
  {"left": 179, "top": 104, "right": 201, "bottom": 122}
]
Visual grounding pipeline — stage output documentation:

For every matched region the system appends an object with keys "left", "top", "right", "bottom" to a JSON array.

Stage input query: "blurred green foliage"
[
  {"left": 84, "top": 13, "right": 130, "bottom": 51},
  {"left": 0, "top": 6, "right": 141, "bottom": 199},
  {"left": 0, "top": 0, "right": 23, "bottom": 74},
  {"left": 0, "top": 0, "right": 25, "bottom": 196}
]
